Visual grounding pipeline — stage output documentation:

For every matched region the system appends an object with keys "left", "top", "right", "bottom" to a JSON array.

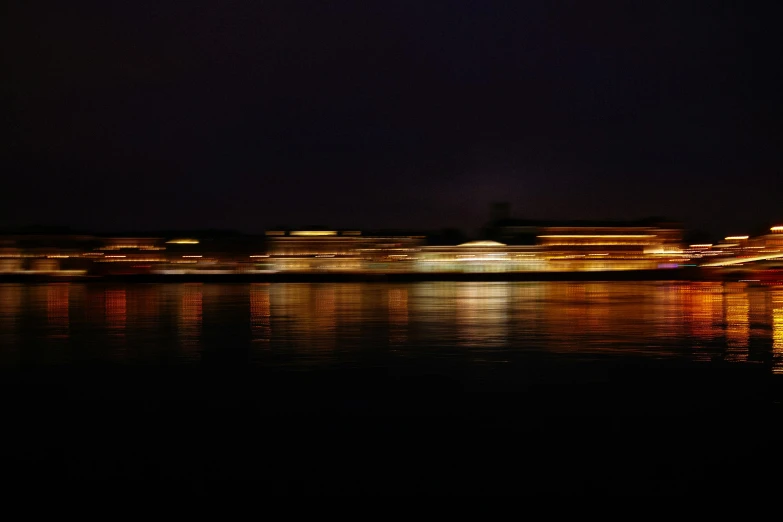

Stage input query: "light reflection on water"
[
  {"left": 250, "top": 284, "right": 271, "bottom": 344},
  {"left": 455, "top": 283, "right": 509, "bottom": 350},
  {"left": 0, "top": 284, "right": 21, "bottom": 350},
  {"left": 724, "top": 284, "right": 750, "bottom": 362},
  {"left": 773, "top": 290, "right": 783, "bottom": 373},
  {"left": 0, "top": 282, "right": 782, "bottom": 372},
  {"left": 177, "top": 284, "right": 202, "bottom": 355},
  {"left": 46, "top": 284, "right": 70, "bottom": 340},
  {"left": 388, "top": 288, "right": 408, "bottom": 346}
]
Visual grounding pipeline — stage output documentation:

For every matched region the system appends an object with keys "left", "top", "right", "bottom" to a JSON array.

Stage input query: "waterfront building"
[
  {"left": 0, "top": 230, "right": 96, "bottom": 275},
  {"left": 417, "top": 241, "right": 546, "bottom": 272},
  {"left": 90, "top": 236, "right": 167, "bottom": 274},
  {"left": 263, "top": 230, "right": 425, "bottom": 272},
  {"left": 470, "top": 218, "right": 687, "bottom": 272}
]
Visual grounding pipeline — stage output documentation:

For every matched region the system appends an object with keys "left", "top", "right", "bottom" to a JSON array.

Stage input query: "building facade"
[{"left": 263, "top": 230, "right": 425, "bottom": 272}]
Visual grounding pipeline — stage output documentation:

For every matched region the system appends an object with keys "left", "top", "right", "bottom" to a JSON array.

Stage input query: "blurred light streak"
[
  {"left": 47, "top": 284, "right": 69, "bottom": 339},
  {"left": 772, "top": 290, "right": 783, "bottom": 373},
  {"left": 388, "top": 288, "right": 408, "bottom": 345},
  {"left": 702, "top": 253, "right": 783, "bottom": 267},
  {"left": 724, "top": 286, "right": 749, "bottom": 362},
  {"left": 250, "top": 284, "right": 271, "bottom": 343},
  {"left": 290, "top": 231, "right": 337, "bottom": 236}
]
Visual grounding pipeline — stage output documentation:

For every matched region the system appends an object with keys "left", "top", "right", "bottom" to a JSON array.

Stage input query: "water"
[
  {"left": 1, "top": 281, "right": 781, "bottom": 372},
  {"left": 2, "top": 281, "right": 782, "bottom": 491}
]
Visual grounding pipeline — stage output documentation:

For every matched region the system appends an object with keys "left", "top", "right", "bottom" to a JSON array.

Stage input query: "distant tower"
[{"left": 490, "top": 202, "right": 510, "bottom": 224}]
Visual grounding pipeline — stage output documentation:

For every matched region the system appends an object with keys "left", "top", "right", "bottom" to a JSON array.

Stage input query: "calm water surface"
[
  {"left": 1, "top": 281, "right": 781, "bottom": 374},
  {"left": 3, "top": 281, "right": 783, "bottom": 489}
]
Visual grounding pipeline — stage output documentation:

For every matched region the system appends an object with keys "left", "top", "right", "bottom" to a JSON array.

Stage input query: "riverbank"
[{"left": 0, "top": 267, "right": 716, "bottom": 283}]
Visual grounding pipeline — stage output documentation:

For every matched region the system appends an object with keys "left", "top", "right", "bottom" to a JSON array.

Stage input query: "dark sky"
[{"left": 4, "top": 1, "right": 782, "bottom": 236}]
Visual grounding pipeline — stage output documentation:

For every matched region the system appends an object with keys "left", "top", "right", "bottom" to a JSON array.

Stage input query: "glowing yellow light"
[
  {"left": 537, "top": 235, "right": 657, "bottom": 238},
  {"left": 725, "top": 236, "right": 749, "bottom": 240},
  {"left": 166, "top": 239, "right": 199, "bottom": 244},
  {"left": 290, "top": 231, "right": 337, "bottom": 236},
  {"left": 99, "top": 258, "right": 162, "bottom": 262},
  {"left": 772, "top": 226, "right": 783, "bottom": 233},
  {"left": 457, "top": 240, "right": 507, "bottom": 247},
  {"left": 249, "top": 255, "right": 269, "bottom": 258},
  {"left": 690, "top": 244, "right": 712, "bottom": 248},
  {"left": 182, "top": 255, "right": 202, "bottom": 258},
  {"left": 702, "top": 252, "right": 783, "bottom": 267}
]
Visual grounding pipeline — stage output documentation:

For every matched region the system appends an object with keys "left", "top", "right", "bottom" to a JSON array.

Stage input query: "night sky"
[{"left": 4, "top": 1, "right": 782, "bottom": 236}]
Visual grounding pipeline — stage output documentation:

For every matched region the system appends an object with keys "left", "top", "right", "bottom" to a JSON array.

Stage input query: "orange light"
[
  {"left": 538, "top": 235, "right": 656, "bottom": 238},
  {"left": 290, "top": 231, "right": 337, "bottom": 236}
]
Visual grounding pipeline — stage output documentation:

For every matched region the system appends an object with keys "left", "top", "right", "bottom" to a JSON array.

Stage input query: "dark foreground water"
[{"left": 1, "top": 281, "right": 782, "bottom": 494}]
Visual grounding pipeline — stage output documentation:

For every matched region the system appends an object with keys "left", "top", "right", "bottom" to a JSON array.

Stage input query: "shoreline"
[{"left": 0, "top": 267, "right": 730, "bottom": 283}]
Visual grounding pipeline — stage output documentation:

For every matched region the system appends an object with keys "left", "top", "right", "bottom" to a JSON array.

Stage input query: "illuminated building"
[
  {"left": 700, "top": 225, "right": 783, "bottom": 270},
  {"left": 3, "top": 216, "right": 779, "bottom": 277},
  {"left": 101, "top": 237, "right": 165, "bottom": 250},
  {"left": 0, "top": 247, "right": 23, "bottom": 273},
  {"left": 437, "top": 218, "right": 689, "bottom": 272},
  {"left": 264, "top": 230, "right": 425, "bottom": 272},
  {"left": 0, "top": 230, "right": 95, "bottom": 275},
  {"left": 538, "top": 225, "right": 684, "bottom": 271},
  {"left": 91, "top": 236, "right": 167, "bottom": 275},
  {"left": 481, "top": 218, "right": 685, "bottom": 271},
  {"left": 165, "top": 232, "right": 265, "bottom": 274},
  {"left": 765, "top": 226, "right": 783, "bottom": 249},
  {"left": 417, "top": 241, "right": 546, "bottom": 272}
]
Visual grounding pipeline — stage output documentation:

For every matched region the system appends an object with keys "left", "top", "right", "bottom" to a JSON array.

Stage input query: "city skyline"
[{"left": 3, "top": 219, "right": 782, "bottom": 279}]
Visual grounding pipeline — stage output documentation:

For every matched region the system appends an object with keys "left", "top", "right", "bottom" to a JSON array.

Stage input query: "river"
[{"left": 1, "top": 281, "right": 782, "bottom": 492}]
